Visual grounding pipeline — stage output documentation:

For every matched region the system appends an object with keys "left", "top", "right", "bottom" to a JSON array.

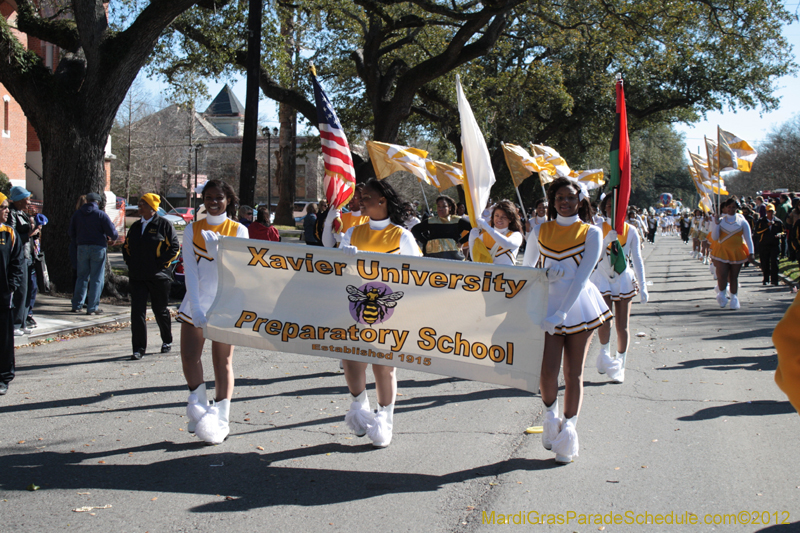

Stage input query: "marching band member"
[
  {"left": 699, "top": 213, "right": 712, "bottom": 264},
  {"left": 411, "top": 195, "right": 472, "bottom": 260},
  {"left": 340, "top": 179, "right": 422, "bottom": 448},
  {"left": 178, "top": 180, "right": 249, "bottom": 445},
  {"left": 522, "top": 177, "right": 611, "bottom": 464},
  {"left": 469, "top": 199, "right": 524, "bottom": 266},
  {"left": 322, "top": 183, "right": 370, "bottom": 248},
  {"left": 591, "top": 195, "right": 648, "bottom": 383},
  {"left": 690, "top": 210, "right": 703, "bottom": 259},
  {"left": 711, "top": 198, "right": 754, "bottom": 310},
  {"left": 525, "top": 198, "right": 548, "bottom": 234}
]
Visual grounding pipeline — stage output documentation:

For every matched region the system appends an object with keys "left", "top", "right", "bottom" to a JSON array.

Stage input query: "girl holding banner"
[
  {"left": 711, "top": 197, "right": 754, "bottom": 310},
  {"left": 340, "top": 179, "right": 422, "bottom": 448},
  {"left": 468, "top": 200, "right": 524, "bottom": 266},
  {"left": 177, "top": 180, "right": 249, "bottom": 445},
  {"left": 591, "top": 195, "right": 648, "bottom": 383},
  {"left": 522, "top": 177, "right": 611, "bottom": 464}
]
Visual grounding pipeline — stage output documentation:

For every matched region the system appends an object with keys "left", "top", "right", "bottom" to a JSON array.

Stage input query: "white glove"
[
  {"left": 192, "top": 310, "right": 208, "bottom": 329},
  {"left": 324, "top": 208, "right": 340, "bottom": 228},
  {"left": 201, "top": 230, "right": 220, "bottom": 259},
  {"left": 640, "top": 288, "right": 649, "bottom": 304},
  {"left": 341, "top": 244, "right": 358, "bottom": 256},
  {"left": 541, "top": 311, "right": 567, "bottom": 335},
  {"left": 603, "top": 229, "right": 618, "bottom": 248},
  {"left": 545, "top": 264, "right": 565, "bottom": 282},
  {"left": 477, "top": 217, "right": 492, "bottom": 231}
]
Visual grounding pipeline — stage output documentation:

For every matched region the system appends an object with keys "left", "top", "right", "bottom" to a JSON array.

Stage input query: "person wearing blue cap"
[
  {"left": 26, "top": 213, "right": 50, "bottom": 329},
  {"left": 7, "top": 186, "right": 38, "bottom": 336},
  {"left": 68, "top": 192, "right": 118, "bottom": 314}
]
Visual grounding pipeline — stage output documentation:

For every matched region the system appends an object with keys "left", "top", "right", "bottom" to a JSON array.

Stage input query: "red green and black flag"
[{"left": 608, "top": 77, "right": 631, "bottom": 273}]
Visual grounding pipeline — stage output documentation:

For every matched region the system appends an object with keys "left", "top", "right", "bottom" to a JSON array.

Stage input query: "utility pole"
[{"left": 239, "top": 0, "right": 262, "bottom": 208}]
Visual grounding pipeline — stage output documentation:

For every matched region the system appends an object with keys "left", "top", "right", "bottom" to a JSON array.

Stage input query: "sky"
[
  {"left": 143, "top": 2, "right": 800, "bottom": 151},
  {"left": 675, "top": 1, "right": 800, "bottom": 152}
]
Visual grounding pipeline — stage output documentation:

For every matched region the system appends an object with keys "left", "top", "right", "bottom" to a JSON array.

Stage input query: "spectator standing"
[
  {"left": 7, "top": 186, "right": 37, "bottom": 336},
  {"left": 237, "top": 205, "right": 254, "bottom": 227},
  {"left": 122, "top": 194, "right": 180, "bottom": 361},
  {"left": 776, "top": 194, "right": 792, "bottom": 258},
  {"left": 0, "top": 192, "right": 23, "bottom": 395},
  {"left": 69, "top": 192, "right": 118, "bottom": 315},
  {"left": 248, "top": 207, "right": 281, "bottom": 242},
  {"left": 754, "top": 204, "right": 784, "bottom": 286},
  {"left": 304, "top": 203, "right": 322, "bottom": 245}
]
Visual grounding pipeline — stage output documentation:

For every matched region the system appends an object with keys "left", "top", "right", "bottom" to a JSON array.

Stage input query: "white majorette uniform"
[
  {"left": 341, "top": 217, "right": 421, "bottom": 448},
  {"left": 523, "top": 214, "right": 612, "bottom": 335},
  {"left": 468, "top": 222, "right": 523, "bottom": 266},
  {"left": 590, "top": 220, "right": 646, "bottom": 301},
  {"left": 711, "top": 213, "right": 753, "bottom": 265},
  {"left": 177, "top": 213, "right": 249, "bottom": 326}
]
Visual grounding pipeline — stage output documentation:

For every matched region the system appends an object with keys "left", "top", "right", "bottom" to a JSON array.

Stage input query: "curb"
[{"left": 26, "top": 312, "right": 130, "bottom": 343}]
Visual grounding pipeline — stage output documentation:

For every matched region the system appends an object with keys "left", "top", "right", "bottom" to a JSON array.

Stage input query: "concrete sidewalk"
[{"left": 18, "top": 292, "right": 171, "bottom": 347}]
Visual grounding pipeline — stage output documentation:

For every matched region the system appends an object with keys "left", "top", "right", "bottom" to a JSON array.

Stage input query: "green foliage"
[
  {"left": 0, "top": 170, "right": 11, "bottom": 197},
  {"left": 728, "top": 115, "right": 800, "bottom": 195}
]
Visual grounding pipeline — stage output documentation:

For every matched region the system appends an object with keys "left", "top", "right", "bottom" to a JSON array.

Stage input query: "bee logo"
[{"left": 347, "top": 283, "right": 404, "bottom": 326}]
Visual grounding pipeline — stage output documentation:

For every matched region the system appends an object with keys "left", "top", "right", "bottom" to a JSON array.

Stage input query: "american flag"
[{"left": 311, "top": 69, "right": 356, "bottom": 211}]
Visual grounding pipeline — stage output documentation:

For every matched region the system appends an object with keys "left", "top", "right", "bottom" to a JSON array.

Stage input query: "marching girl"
[
  {"left": 469, "top": 199, "right": 524, "bottom": 266},
  {"left": 711, "top": 198, "right": 754, "bottom": 310},
  {"left": 698, "top": 213, "right": 712, "bottom": 264},
  {"left": 526, "top": 198, "right": 548, "bottom": 234},
  {"left": 522, "top": 177, "right": 611, "bottom": 464},
  {"left": 590, "top": 195, "right": 648, "bottom": 383},
  {"left": 340, "top": 179, "right": 422, "bottom": 448},
  {"left": 322, "top": 183, "right": 371, "bottom": 248},
  {"left": 178, "top": 180, "right": 249, "bottom": 444},
  {"left": 690, "top": 210, "right": 702, "bottom": 259}
]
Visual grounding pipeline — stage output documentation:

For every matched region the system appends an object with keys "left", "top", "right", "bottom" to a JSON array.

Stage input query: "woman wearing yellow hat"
[{"left": 122, "top": 193, "right": 180, "bottom": 360}]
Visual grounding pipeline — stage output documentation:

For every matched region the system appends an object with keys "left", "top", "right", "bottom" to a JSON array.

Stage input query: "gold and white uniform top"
[
  {"left": 468, "top": 225, "right": 523, "bottom": 266},
  {"left": 178, "top": 213, "right": 248, "bottom": 323},
  {"left": 523, "top": 214, "right": 611, "bottom": 335},
  {"left": 711, "top": 213, "right": 753, "bottom": 264},
  {"left": 342, "top": 218, "right": 422, "bottom": 256},
  {"left": 322, "top": 209, "right": 371, "bottom": 248}
]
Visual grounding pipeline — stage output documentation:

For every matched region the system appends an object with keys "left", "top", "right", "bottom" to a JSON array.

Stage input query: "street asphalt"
[{"left": 1, "top": 235, "right": 797, "bottom": 532}]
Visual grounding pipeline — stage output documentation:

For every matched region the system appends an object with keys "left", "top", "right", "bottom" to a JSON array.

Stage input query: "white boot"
[
  {"left": 344, "top": 389, "right": 373, "bottom": 437},
  {"left": 596, "top": 342, "right": 612, "bottom": 375},
  {"left": 552, "top": 416, "right": 579, "bottom": 464},
  {"left": 196, "top": 398, "right": 230, "bottom": 445},
  {"left": 730, "top": 293, "right": 740, "bottom": 310},
  {"left": 716, "top": 289, "right": 729, "bottom": 308},
  {"left": 186, "top": 383, "right": 208, "bottom": 433},
  {"left": 541, "top": 399, "right": 562, "bottom": 451},
  {"left": 702, "top": 256, "right": 708, "bottom": 265},
  {"left": 367, "top": 403, "right": 394, "bottom": 448},
  {"left": 607, "top": 351, "right": 627, "bottom": 383}
]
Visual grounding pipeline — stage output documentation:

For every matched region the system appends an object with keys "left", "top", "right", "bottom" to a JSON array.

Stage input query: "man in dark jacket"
[
  {"left": 754, "top": 204, "right": 784, "bottom": 286},
  {"left": 122, "top": 194, "right": 180, "bottom": 360},
  {"left": 0, "top": 192, "right": 25, "bottom": 395},
  {"left": 68, "top": 192, "right": 119, "bottom": 314}
]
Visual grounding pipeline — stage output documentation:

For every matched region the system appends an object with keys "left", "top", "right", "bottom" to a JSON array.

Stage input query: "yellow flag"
[
  {"left": 568, "top": 169, "right": 605, "bottom": 190},
  {"left": 431, "top": 161, "right": 464, "bottom": 191},
  {"left": 366, "top": 141, "right": 440, "bottom": 187},
  {"left": 718, "top": 127, "right": 758, "bottom": 172},
  {"left": 501, "top": 143, "right": 548, "bottom": 188}
]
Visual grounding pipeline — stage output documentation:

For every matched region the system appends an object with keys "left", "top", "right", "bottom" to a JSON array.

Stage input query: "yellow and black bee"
[{"left": 347, "top": 285, "right": 404, "bottom": 325}]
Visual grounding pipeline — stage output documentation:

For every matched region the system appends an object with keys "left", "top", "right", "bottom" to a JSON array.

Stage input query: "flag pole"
[
  {"left": 418, "top": 180, "right": 431, "bottom": 213},
  {"left": 515, "top": 187, "right": 528, "bottom": 221}
]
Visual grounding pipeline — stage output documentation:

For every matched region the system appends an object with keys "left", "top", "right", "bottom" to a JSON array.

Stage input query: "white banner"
[{"left": 205, "top": 239, "right": 547, "bottom": 393}]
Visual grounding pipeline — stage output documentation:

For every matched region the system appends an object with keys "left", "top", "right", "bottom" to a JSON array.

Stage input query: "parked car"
[
  {"left": 125, "top": 206, "right": 185, "bottom": 227},
  {"left": 168, "top": 207, "right": 195, "bottom": 223}
]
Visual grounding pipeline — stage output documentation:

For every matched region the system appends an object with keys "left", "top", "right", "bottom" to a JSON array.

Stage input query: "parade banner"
[{"left": 205, "top": 239, "right": 548, "bottom": 393}]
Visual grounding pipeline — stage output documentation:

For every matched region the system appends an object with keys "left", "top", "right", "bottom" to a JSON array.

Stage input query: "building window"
[
  {"left": 2, "top": 95, "right": 9, "bottom": 138},
  {"left": 45, "top": 43, "right": 54, "bottom": 71}
]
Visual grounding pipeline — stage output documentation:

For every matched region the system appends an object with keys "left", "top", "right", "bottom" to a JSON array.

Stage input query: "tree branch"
[{"left": 15, "top": 0, "right": 81, "bottom": 52}]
